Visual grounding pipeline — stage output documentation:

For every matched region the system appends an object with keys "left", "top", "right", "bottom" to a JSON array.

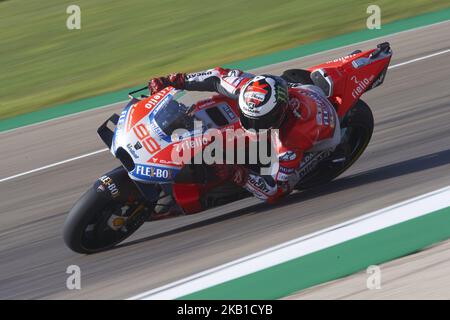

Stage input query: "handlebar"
[{"left": 128, "top": 86, "right": 148, "bottom": 99}]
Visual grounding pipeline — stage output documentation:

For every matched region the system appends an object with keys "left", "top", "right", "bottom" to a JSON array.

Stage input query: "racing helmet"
[{"left": 238, "top": 75, "right": 289, "bottom": 131}]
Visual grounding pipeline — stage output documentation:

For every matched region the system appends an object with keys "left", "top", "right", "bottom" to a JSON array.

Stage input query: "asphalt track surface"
[{"left": 1, "top": 21, "right": 450, "bottom": 299}]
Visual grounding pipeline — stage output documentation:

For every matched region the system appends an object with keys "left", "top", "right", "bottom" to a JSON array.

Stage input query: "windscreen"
[{"left": 153, "top": 100, "right": 194, "bottom": 136}]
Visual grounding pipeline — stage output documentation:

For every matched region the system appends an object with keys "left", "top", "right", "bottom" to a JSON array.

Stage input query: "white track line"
[
  {"left": 1, "top": 48, "right": 449, "bottom": 184},
  {"left": 389, "top": 48, "right": 450, "bottom": 69},
  {"left": 130, "top": 186, "right": 450, "bottom": 299},
  {"left": 0, "top": 149, "right": 108, "bottom": 183}
]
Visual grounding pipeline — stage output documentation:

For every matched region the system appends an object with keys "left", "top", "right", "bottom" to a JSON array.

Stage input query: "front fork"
[{"left": 94, "top": 166, "right": 162, "bottom": 226}]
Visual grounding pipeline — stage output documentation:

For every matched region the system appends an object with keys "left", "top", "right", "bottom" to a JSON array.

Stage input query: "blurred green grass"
[{"left": 1, "top": 0, "right": 449, "bottom": 119}]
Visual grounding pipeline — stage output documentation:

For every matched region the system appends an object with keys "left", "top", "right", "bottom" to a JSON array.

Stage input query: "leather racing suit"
[{"left": 151, "top": 67, "right": 341, "bottom": 203}]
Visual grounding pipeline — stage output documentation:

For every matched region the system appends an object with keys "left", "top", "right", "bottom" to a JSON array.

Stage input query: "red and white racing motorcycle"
[{"left": 63, "top": 42, "right": 392, "bottom": 254}]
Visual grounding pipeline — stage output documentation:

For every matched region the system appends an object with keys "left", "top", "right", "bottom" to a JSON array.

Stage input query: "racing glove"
[{"left": 148, "top": 73, "right": 185, "bottom": 94}]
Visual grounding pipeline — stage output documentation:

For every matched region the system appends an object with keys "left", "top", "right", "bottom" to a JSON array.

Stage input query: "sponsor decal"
[
  {"left": 186, "top": 71, "right": 213, "bottom": 80},
  {"left": 149, "top": 120, "right": 166, "bottom": 138},
  {"left": 316, "top": 107, "right": 323, "bottom": 125},
  {"left": 247, "top": 174, "right": 271, "bottom": 194},
  {"left": 301, "top": 88, "right": 328, "bottom": 104},
  {"left": 300, "top": 152, "right": 315, "bottom": 168},
  {"left": 329, "top": 106, "right": 336, "bottom": 128},
  {"left": 244, "top": 80, "right": 271, "bottom": 108},
  {"left": 279, "top": 150, "right": 297, "bottom": 162},
  {"left": 322, "top": 108, "right": 330, "bottom": 126},
  {"left": 351, "top": 75, "right": 375, "bottom": 98},
  {"left": 151, "top": 95, "right": 172, "bottom": 116},
  {"left": 144, "top": 87, "right": 172, "bottom": 110},
  {"left": 98, "top": 175, "right": 120, "bottom": 198},
  {"left": 118, "top": 108, "right": 129, "bottom": 127},
  {"left": 226, "top": 76, "right": 245, "bottom": 88},
  {"left": 276, "top": 172, "right": 291, "bottom": 182},
  {"left": 326, "top": 53, "right": 357, "bottom": 64},
  {"left": 301, "top": 88, "right": 333, "bottom": 125},
  {"left": 114, "top": 106, "right": 131, "bottom": 144},
  {"left": 275, "top": 84, "right": 288, "bottom": 103},
  {"left": 151, "top": 157, "right": 180, "bottom": 165},
  {"left": 279, "top": 166, "right": 295, "bottom": 174},
  {"left": 126, "top": 106, "right": 136, "bottom": 132},
  {"left": 195, "top": 98, "right": 217, "bottom": 110},
  {"left": 174, "top": 135, "right": 210, "bottom": 153},
  {"left": 134, "top": 141, "right": 142, "bottom": 150},
  {"left": 305, "top": 92, "right": 334, "bottom": 128},
  {"left": 222, "top": 104, "right": 237, "bottom": 120},
  {"left": 370, "top": 70, "right": 386, "bottom": 89},
  {"left": 316, "top": 105, "right": 335, "bottom": 128},
  {"left": 126, "top": 88, "right": 172, "bottom": 132},
  {"left": 134, "top": 164, "right": 175, "bottom": 180},
  {"left": 227, "top": 69, "right": 242, "bottom": 77},
  {"left": 244, "top": 92, "right": 266, "bottom": 108},
  {"left": 126, "top": 143, "right": 139, "bottom": 159},
  {"left": 298, "top": 150, "right": 332, "bottom": 180}
]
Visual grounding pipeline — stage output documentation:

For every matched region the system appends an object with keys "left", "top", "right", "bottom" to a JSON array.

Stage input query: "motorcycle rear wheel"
[{"left": 296, "top": 99, "right": 374, "bottom": 189}]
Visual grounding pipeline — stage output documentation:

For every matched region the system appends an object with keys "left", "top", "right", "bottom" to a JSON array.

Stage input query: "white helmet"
[{"left": 238, "top": 75, "right": 289, "bottom": 131}]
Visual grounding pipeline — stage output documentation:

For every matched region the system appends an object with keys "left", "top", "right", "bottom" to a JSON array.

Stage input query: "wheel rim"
[
  {"left": 297, "top": 123, "right": 371, "bottom": 188},
  {"left": 80, "top": 201, "right": 145, "bottom": 251},
  {"left": 330, "top": 124, "right": 369, "bottom": 171}
]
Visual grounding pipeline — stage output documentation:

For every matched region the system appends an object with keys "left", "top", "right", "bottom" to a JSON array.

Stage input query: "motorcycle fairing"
[
  {"left": 308, "top": 42, "right": 392, "bottom": 118},
  {"left": 111, "top": 88, "right": 240, "bottom": 184}
]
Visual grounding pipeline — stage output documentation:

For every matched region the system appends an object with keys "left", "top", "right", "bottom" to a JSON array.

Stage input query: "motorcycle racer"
[
  {"left": 148, "top": 67, "right": 341, "bottom": 203},
  {"left": 65, "top": 43, "right": 390, "bottom": 253}
]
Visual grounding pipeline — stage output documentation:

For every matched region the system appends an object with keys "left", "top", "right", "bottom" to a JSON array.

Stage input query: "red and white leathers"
[{"left": 155, "top": 67, "right": 341, "bottom": 203}]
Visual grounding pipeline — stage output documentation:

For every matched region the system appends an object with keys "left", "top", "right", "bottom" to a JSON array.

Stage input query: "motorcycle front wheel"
[{"left": 63, "top": 187, "right": 149, "bottom": 254}]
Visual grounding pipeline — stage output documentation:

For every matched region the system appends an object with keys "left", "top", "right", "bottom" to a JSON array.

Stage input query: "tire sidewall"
[{"left": 63, "top": 187, "right": 112, "bottom": 253}]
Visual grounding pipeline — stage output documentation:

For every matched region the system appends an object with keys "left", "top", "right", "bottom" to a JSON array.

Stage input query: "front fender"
[{"left": 94, "top": 166, "right": 145, "bottom": 202}]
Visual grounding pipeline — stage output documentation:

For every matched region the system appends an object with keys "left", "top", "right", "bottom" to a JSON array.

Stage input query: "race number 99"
[{"left": 133, "top": 124, "right": 161, "bottom": 154}]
